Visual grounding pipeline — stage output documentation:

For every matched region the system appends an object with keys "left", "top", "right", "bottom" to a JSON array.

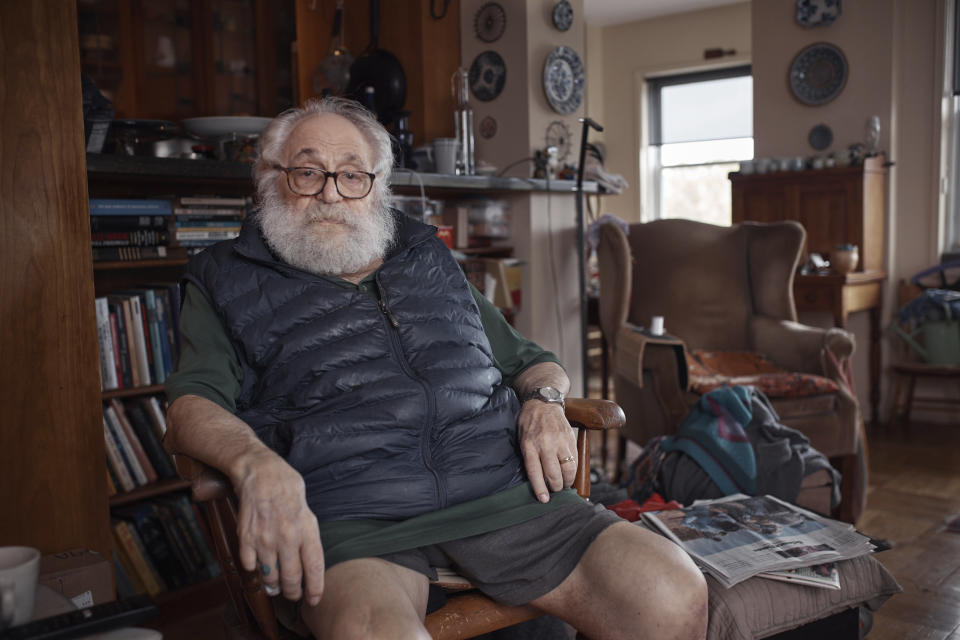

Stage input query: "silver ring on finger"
[{"left": 559, "top": 455, "right": 576, "bottom": 464}]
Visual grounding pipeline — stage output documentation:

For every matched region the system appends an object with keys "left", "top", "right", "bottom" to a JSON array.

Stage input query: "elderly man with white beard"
[{"left": 163, "top": 97, "right": 707, "bottom": 640}]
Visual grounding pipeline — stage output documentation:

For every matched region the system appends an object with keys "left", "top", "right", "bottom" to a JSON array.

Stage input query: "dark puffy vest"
[{"left": 184, "top": 212, "right": 525, "bottom": 521}]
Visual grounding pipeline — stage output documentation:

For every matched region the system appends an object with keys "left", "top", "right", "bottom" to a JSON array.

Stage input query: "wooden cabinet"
[
  {"left": 77, "top": 0, "right": 295, "bottom": 120},
  {"left": 730, "top": 155, "right": 887, "bottom": 271}
]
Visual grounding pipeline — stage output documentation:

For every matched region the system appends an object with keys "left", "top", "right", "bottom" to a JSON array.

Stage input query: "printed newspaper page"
[
  {"left": 758, "top": 562, "right": 841, "bottom": 590},
  {"left": 641, "top": 494, "right": 874, "bottom": 588}
]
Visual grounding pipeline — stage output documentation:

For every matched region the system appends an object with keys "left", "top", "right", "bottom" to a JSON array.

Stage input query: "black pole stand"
[{"left": 575, "top": 117, "right": 603, "bottom": 397}]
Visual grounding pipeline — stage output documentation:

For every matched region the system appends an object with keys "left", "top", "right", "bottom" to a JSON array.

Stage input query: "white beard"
[{"left": 257, "top": 187, "right": 395, "bottom": 277}]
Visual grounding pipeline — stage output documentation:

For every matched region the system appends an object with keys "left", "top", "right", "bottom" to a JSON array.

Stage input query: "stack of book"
[
  {"left": 89, "top": 198, "right": 179, "bottom": 262},
  {"left": 111, "top": 495, "right": 222, "bottom": 596},
  {"left": 102, "top": 396, "right": 173, "bottom": 493},
  {"left": 174, "top": 196, "right": 249, "bottom": 253},
  {"left": 94, "top": 284, "right": 181, "bottom": 391}
]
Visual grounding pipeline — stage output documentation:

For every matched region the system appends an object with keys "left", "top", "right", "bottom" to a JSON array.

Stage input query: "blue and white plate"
[
  {"left": 788, "top": 42, "right": 847, "bottom": 106},
  {"left": 795, "top": 0, "right": 842, "bottom": 28},
  {"left": 543, "top": 46, "right": 584, "bottom": 115}
]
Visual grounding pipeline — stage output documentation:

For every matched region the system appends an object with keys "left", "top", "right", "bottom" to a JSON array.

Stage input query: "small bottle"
[{"left": 451, "top": 68, "right": 475, "bottom": 175}]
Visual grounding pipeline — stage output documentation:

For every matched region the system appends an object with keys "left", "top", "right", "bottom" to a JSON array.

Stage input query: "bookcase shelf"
[
  {"left": 102, "top": 384, "right": 166, "bottom": 400},
  {"left": 109, "top": 477, "right": 193, "bottom": 508},
  {"left": 93, "top": 258, "right": 190, "bottom": 271}
]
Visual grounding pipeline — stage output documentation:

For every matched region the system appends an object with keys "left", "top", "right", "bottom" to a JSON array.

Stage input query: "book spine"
[
  {"left": 108, "top": 311, "right": 125, "bottom": 389},
  {"left": 151, "top": 290, "right": 174, "bottom": 377},
  {"left": 121, "top": 504, "right": 188, "bottom": 588},
  {"left": 107, "top": 300, "right": 133, "bottom": 388},
  {"left": 177, "top": 197, "right": 248, "bottom": 207},
  {"left": 109, "top": 398, "right": 158, "bottom": 483},
  {"left": 174, "top": 230, "right": 241, "bottom": 240},
  {"left": 104, "top": 404, "right": 148, "bottom": 486},
  {"left": 124, "top": 399, "right": 176, "bottom": 479},
  {"left": 92, "top": 246, "right": 170, "bottom": 261},
  {"left": 91, "top": 230, "right": 171, "bottom": 247},
  {"left": 152, "top": 503, "right": 200, "bottom": 581},
  {"left": 173, "top": 208, "right": 247, "bottom": 217},
  {"left": 112, "top": 519, "right": 166, "bottom": 595},
  {"left": 174, "top": 220, "right": 244, "bottom": 228},
  {"left": 142, "top": 396, "right": 168, "bottom": 439},
  {"left": 95, "top": 297, "right": 118, "bottom": 391},
  {"left": 124, "top": 296, "right": 151, "bottom": 386},
  {"left": 111, "top": 550, "right": 141, "bottom": 599},
  {"left": 89, "top": 198, "right": 173, "bottom": 214},
  {"left": 102, "top": 416, "right": 136, "bottom": 492},
  {"left": 119, "top": 298, "right": 142, "bottom": 387},
  {"left": 141, "top": 290, "right": 166, "bottom": 383},
  {"left": 90, "top": 215, "right": 170, "bottom": 231},
  {"left": 166, "top": 495, "right": 221, "bottom": 579}
]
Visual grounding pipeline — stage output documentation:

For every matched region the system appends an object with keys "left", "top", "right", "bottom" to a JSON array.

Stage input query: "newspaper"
[
  {"left": 641, "top": 494, "right": 874, "bottom": 588},
  {"left": 758, "top": 562, "right": 841, "bottom": 590}
]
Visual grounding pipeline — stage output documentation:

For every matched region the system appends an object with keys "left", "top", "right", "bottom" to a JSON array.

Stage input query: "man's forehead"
[{"left": 284, "top": 113, "right": 372, "bottom": 166}]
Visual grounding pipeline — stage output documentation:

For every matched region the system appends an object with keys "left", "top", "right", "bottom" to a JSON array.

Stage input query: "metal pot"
[{"left": 346, "top": 0, "right": 406, "bottom": 122}]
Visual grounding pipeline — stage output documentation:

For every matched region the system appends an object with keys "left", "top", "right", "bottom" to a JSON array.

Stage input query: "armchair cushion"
[{"left": 687, "top": 350, "right": 840, "bottom": 399}]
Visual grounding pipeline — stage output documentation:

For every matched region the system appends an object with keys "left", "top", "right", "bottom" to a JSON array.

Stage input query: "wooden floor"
[{"left": 856, "top": 420, "right": 960, "bottom": 640}]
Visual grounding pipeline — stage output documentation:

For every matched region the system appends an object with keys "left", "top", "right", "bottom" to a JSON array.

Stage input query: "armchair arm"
[{"left": 751, "top": 315, "right": 855, "bottom": 379}]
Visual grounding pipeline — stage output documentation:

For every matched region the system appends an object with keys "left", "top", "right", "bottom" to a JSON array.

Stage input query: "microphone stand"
[{"left": 575, "top": 117, "right": 603, "bottom": 397}]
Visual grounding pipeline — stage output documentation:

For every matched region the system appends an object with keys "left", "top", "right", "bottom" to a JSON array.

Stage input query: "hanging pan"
[{"left": 346, "top": 0, "right": 406, "bottom": 121}]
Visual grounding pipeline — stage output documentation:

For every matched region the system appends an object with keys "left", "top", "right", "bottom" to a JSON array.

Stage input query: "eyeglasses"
[{"left": 273, "top": 165, "right": 376, "bottom": 199}]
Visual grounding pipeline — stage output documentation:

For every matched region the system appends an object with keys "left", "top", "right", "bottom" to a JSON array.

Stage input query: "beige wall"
[
  {"left": 586, "top": 1, "right": 752, "bottom": 222},
  {"left": 587, "top": 0, "right": 950, "bottom": 421}
]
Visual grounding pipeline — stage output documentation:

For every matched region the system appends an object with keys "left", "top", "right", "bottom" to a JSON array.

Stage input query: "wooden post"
[{"left": 0, "top": 2, "right": 112, "bottom": 560}]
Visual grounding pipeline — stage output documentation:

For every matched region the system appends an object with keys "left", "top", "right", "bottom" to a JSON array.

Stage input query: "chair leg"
[
  {"left": 903, "top": 374, "right": 917, "bottom": 427},
  {"left": 890, "top": 372, "right": 905, "bottom": 427}
]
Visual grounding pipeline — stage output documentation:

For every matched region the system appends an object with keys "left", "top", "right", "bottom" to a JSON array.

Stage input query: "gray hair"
[{"left": 253, "top": 97, "right": 393, "bottom": 205}]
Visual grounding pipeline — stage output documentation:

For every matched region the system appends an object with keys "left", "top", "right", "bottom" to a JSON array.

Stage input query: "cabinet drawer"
[{"left": 794, "top": 284, "right": 836, "bottom": 312}]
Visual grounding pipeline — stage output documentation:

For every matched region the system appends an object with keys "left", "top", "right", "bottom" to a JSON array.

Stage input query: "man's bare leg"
[
  {"left": 301, "top": 557, "right": 431, "bottom": 640},
  {"left": 532, "top": 522, "right": 708, "bottom": 640}
]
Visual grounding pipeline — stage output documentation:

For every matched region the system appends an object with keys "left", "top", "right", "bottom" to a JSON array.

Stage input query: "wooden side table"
[{"left": 793, "top": 270, "right": 887, "bottom": 424}]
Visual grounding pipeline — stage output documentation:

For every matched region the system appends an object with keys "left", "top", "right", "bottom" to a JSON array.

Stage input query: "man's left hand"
[{"left": 517, "top": 400, "right": 577, "bottom": 503}]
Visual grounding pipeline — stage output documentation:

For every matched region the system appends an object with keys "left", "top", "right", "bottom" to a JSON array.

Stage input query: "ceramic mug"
[
  {"left": 650, "top": 315, "right": 665, "bottom": 336},
  {"left": 432, "top": 138, "right": 460, "bottom": 175},
  {"left": 0, "top": 546, "right": 40, "bottom": 629}
]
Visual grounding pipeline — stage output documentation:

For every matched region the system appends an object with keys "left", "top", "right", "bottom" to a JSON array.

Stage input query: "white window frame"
[{"left": 646, "top": 65, "right": 752, "bottom": 222}]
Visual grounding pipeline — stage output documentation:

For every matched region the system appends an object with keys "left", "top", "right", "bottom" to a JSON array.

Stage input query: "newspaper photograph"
[{"left": 641, "top": 494, "right": 874, "bottom": 588}]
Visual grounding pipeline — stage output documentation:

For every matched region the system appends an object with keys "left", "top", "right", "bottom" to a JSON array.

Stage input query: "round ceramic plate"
[
  {"left": 181, "top": 116, "right": 273, "bottom": 139},
  {"left": 808, "top": 123, "right": 833, "bottom": 150},
  {"left": 474, "top": 2, "right": 507, "bottom": 43},
  {"left": 788, "top": 43, "right": 847, "bottom": 106},
  {"left": 543, "top": 46, "right": 584, "bottom": 115},
  {"left": 552, "top": 0, "right": 573, "bottom": 31},
  {"left": 469, "top": 50, "right": 507, "bottom": 102}
]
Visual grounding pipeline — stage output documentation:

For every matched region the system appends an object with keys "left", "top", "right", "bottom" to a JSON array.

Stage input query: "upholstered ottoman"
[{"left": 706, "top": 554, "right": 901, "bottom": 639}]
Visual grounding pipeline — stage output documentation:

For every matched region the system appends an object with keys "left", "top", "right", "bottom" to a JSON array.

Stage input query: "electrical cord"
[{"left": 496, "top": 157, "right": 536, "bottom": 177}]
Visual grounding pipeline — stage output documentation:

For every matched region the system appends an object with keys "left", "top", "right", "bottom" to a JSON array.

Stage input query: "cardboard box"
[{"left": 38, "top": 549, "right": 114, "bottom": 608}]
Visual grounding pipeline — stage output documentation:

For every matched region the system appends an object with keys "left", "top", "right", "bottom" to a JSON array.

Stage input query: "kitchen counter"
[{"left": 85, "top": 154, "right": 598, "bottom": 194}]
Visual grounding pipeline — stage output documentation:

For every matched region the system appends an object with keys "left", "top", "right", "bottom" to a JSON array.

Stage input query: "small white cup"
[
  {"left": 739, "top": 160, "right": 755, "bottom": 175},
  {"left": 650, "top": 315, "right": 665, "bottom": 336},
  {"left": 0, "top": 546, "right": 40, "bottom": 628},
  {"left": 432, "top": 138, "right": 460, "bottom": 174}
]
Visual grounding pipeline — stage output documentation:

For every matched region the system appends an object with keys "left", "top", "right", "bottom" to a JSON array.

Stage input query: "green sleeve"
[
  {"left": 163, "top": 283, "right": 242, "bottom": 413},
  {"left": 469, "top": 284, "right": 561, "bottom": 386}
]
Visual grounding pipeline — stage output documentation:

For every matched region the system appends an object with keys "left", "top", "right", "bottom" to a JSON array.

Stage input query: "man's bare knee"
[
  {"left": 313, "top": 602, "right": 431, "bottom": 640},
  {"left": 653, "top": 543, "right": 709, "bottom": 640}
]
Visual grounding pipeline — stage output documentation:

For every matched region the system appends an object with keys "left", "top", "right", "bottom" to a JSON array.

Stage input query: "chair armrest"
[
  {"left": 613, "top": 324, "right": 689, "bottom": 390},
  {"left": 172, "top": 454, "right": 232, "bottom": 503},
  {"left": 564, "top": 398, "right": 625, "bottom": 431},
  {"left": 751, "top": 315, "right": 855, "bottom": 377}
]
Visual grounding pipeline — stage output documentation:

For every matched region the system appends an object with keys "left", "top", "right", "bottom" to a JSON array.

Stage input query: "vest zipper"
[{"left": 375, "top": 280, "right": 446, "bottom": 509}]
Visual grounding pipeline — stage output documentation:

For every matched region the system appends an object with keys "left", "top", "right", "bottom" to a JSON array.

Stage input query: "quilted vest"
[{"left": 184, "top": 212, "right": 525, "bottom": 522}]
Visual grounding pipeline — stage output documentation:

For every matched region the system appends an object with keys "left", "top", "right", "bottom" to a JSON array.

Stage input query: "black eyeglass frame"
[{"left": 273, "top": 165, "right": 377, "bottom": 199}]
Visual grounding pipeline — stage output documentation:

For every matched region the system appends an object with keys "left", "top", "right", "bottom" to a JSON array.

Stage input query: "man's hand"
[
  {"left": 517, "top": 400, "right": 578, "bottom": 503},
  {"left": 233, "top": 450, "right": 326, "bottom": 607}
]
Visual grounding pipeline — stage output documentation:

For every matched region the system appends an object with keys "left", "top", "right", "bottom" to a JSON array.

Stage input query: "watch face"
[{"left": 538, "top": 387, "right": 562, "bottom": 402}]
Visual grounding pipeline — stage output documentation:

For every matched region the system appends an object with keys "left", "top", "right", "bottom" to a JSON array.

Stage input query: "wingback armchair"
[{"left": 596, "top": 219, "right": 866, "bottom": 523}]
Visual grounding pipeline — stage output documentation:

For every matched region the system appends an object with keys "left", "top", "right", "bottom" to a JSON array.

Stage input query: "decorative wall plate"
[
  {"left": 552, "top": 0, "right": 573, "bottom": 31},
  {"left": 788, "top": 42, "right": 847, "bottom": 106},
  {"left": 479, "top": 115, "right": 498, "bottom": 139},
  {"left": 795, "top": 0, "right": 842, "bottom": 28},
  {"left": 474, "top": 2, "right": 506, "bottom": 43},
  {"left": 543, "top": 46, "right": 584, "bottom": 115},
  {"left": 808, "top": 123, "right": 833, "bottom": 150},
  {"left": 545, "top": 120, "right": 572, "bottom": 162},
  {"left": 469, "top": 51, "right": 507, "bottom": 102}
]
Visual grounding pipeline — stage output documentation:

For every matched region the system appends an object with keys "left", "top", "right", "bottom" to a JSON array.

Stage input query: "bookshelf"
[{"left": 87, "top": 154, "right": 252, "bottom": 614}]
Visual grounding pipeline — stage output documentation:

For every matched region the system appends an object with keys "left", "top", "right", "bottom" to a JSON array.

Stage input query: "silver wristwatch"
[{"left": 521, "top": 386, "right": 565, "bottom": 408}]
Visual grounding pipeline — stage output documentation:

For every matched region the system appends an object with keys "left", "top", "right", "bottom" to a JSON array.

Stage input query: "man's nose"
[{"left": 316, "top": 174, "right": 342, "bottom": 203}]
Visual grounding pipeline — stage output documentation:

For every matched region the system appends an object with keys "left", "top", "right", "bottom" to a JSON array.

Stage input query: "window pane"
[
  {"left": 660, "top": 163, "right": 740, "bottom": 226},
  {"left": 661, "top": 138, "right": 754, "bottom": 167},
  {"left": 661, "top": 76, "right": 752, "bottom": 144}
]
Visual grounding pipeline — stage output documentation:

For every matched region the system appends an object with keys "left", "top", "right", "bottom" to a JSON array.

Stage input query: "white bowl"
[{"left": 181, "top": 116, "right": 272, "bottom": 140}]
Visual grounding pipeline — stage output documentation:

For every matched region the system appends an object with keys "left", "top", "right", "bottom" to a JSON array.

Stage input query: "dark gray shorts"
[{"left": 379, "top": 500, "right": 624, "bottom": 606}]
